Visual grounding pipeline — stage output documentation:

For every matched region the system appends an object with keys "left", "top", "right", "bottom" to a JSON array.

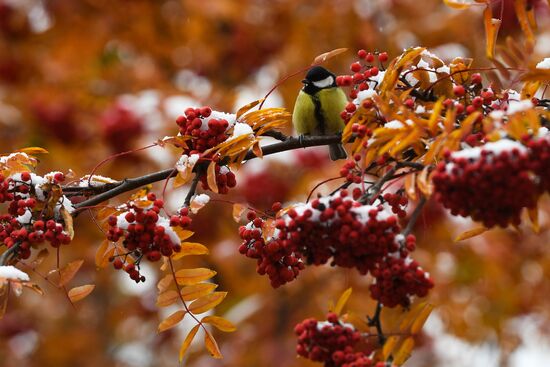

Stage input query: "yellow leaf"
[
  {"left": 179, "top": 324, "right": 200, "bottom": 362},
  {"left": 58, "top": 260, "right": 84, "bottom": 287},
  {"left": 16, "top": 147, "right": 49, "bottom": 155},
  {"left": 312, "top": 48, "right": 348, "bottom": 65},
  {"left": 528, "top": 206, "right": 539, "bottom": 233},
  {"left": 207, "top": 161, "right": 218, "bottom": 194},
  {"left": 404, "top": 172, "right": 417, "bottom": 201},
  {"left": 393, "top": 337, "right": 415, "bottom": 366},
  {"left": 417, "top": 166, "right": 434, "bottom": 196},
  {"left": 428, "top": 98, "right": 444, "bottom": 134},
  {"left": 158, "top": 310, "right": 186, "bottom": 333},
  {"left": 232, "top": 203, "right": 246, "bottom": 222},
  {"left": 157, "top": 274, "right": 173, "bottom": 293},
  {"left": 172, "top": 228, "right": 194, "bottom": 241},
  {"left": 252, "top": 141, "right": 263, "bottom": 158},
  {"left": 334, "top": 288, "right": 352, "bottom": 316},
  {"left": 175, "top": 268, "right": 217, "bottom": 286},
  {"left": 236, "top": 99, "right": 264, "bottom": 119},
  {"left": 95, "top": 240, "right": 110, "bottom": 268},
  {"left": 483, "top": 6, "right": 501, "bottom": 59},
  {"left": 181, "top": 283, "right": 218, "bottom": 301},
  {"left": 443, "top": 0, "right": 475, "bottom": 9},
  {"left": 455, "top": 226, "right": 488, "bottom": 241},
  {"left": 188, "top": 292, "right": 227, "bottom": 314},
  {"left": 382, "top": 335, "right": 399, "bottom": 359},
  {"left": 157, "top": 290, "right": 179, "bottom": 307},
  {"left": 67, "top": 284, "right": 95, "bottom": 303},
  {"left": 204, "top": 330, "right": 223, "bottom": 359},
  {"left": 172, "top": 242, "right": 209, "bottom": 260},
  {"left": 201, "top": 315, "right": 237, "bottom": 332},
  {"left": 514, "top": 0, "right": 535, "bottom": 47},
  {"left": 410, "top": 304, "right": 434, "bottom": 334}
]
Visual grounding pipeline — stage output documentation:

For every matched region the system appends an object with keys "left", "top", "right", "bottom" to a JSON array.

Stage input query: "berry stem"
[
  {"left": 367, "top": 302, "right": 386, "bottom": 346},
  {"left": 184, "top": 171, "right": 202, "bottom": 206},
  {"left": 402, "top": 196, "right": 427, "bottom": 237}
]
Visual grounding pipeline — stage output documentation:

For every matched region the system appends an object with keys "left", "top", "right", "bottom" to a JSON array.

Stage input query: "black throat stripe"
[{"left": 311, "top": 95, "right": 326, "bottom": 135}]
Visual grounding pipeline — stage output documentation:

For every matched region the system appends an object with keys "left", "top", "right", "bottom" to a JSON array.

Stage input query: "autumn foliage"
[{"left": 1, "top": 1, "right": 550, "bottom": 367}]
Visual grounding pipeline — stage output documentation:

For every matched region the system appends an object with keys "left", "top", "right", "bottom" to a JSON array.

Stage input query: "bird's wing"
[
  {"left": 292, "top": 91, "right": 318, "bottom": 135},
  {"left": 317, "top": 87, "right": 348, "bottom": 134}
]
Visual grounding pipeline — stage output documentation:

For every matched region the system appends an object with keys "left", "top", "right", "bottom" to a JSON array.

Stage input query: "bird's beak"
[{"left": 301, "top": 79, "right": 308, "bottom": 85}]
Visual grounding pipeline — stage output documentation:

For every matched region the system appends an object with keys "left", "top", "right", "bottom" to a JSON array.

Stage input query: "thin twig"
[
  {"left": 0, "top": 243, "right": 21, "bottom": 265},
  {"left": 184, "top": 172, "right": 201, "bottom": 206},
  {"left": 367, "top": 302, "right": 386, "bottom": 346},
  {"left": 402, "top": 196, "right": 427, "bottom": 237}
]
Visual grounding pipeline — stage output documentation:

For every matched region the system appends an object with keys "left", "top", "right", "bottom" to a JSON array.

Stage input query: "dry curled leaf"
[{"left": 67, "top": 284, "right": 95, "bottom": 303}]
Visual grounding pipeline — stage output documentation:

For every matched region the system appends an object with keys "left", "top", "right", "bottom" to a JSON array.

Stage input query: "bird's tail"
[{"left": 329, "top": 143, "right": 347, "bottom": 161}]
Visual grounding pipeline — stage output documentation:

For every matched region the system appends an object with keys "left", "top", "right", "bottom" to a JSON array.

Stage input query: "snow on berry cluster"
[
  {"left": 106, "top": 193, "right": 191, "bottom": 283},
  {"left": 0, "top": 170, "right": 73, "bottom": 261},
  {"left": 174, "top": 106, "right": 241, "bottom": 194},
  {"left": 526, "top": 132, "right": 550, "bottom": 194},
  {"left": 238, "top": 190, "right": 433, "bottom": 307},
  {"left": 295, "top": 312, "right": 393, "bottom": 367},
  {"left": 432, "top": 139, "right": 537, "bottom": 228}
]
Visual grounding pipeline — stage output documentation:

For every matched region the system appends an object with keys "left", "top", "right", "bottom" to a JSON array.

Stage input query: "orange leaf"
[
  {"left": 382, "top": 335, "right": 399, "bottom": 359},
  {"left": 157, "top": 290, "right": 179, "bottom": 307},
  {"left": 201, "top": 315, "right": 237, "bottom": 332},
  {"left": 158, "top": 310, "right": 186, "bottom": 333},
  {"left": 483, "top": 6, "right": 501, "bottom": 59},
  {"left": 443, "top": 0, "right": 475, "bottom": 9},
  {"left": 58, "top": 260, "right": 84, "bottom": 287},
  {"left": 175, "top": 268, "right": 217, "bottom": 286},
  {"left": 334, "top": 288, "right": 352, "bottom": 316},
  {"left": 393, "top": 337, "right": 415, "bottom": 366},
  {"left": 312, "top": 48, "right": 348, "bottom": 65},
  {"left": 31, "top": 248, "right": 49, "bottom": 268},
  {"left": 404, "top": 172, "right": 417, "bottom": 201},
  {"left": 204, "top": 330, "right": 223, "bottom": 359},
  {"left": 181, "top": 283, "right": 218, "bottom": 301},
  {"left": 179, "top": 324, "right": 200, "bottom": 362},
  {"left": 252, "top": 141, "right": 263, "bottom": 158},
  {"left": 232, "top": 203, "right": 246, "bottom": 222},
  {"left": 95, "top": 240, "right": 110, "bottom": 267},
  {"left": 528, "top": 206, "right": 539, "bottom": 233},
  {"left": 206, "top": 161, "right": 218, "bottom": 194},
  {"left": 236, "top": 99, "right": 264, "bottom": 119},
  {"left": 455, "top": 226, "right": 487, "bottom": 241},
  {"left": 157, "top": 274, "right": 173, "bottom": 293},
  {"left": 67, "top": 284, "right": 95, "bottom": 303},
  {"left": 172, "top": 242, "right": 209, "bottom": 260},
  {"left": 410, "top": 304, "right": 434, "bottom": 334},
  {"left": 188, "top": 291, "right": 227, "bottom": 314},
  {"left": 172, "top": 228, "right": 194, "bottom": 241},
  {"left": 16, "top": 147, "right": 49, "bottom": 155}
]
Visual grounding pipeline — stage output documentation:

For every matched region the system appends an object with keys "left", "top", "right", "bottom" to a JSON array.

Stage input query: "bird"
[{"left": 292, "top": 65, "right": 348, "bottom": 161}]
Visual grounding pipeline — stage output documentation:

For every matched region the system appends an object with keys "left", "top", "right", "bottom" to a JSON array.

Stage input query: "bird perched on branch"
[{"left": 292, "top": 66, "right": 348, "bottom": 160}]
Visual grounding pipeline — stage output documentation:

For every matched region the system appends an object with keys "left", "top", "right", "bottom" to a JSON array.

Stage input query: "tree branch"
[{"left": 72, "top": 134, "right": 344, "bottom": 212}]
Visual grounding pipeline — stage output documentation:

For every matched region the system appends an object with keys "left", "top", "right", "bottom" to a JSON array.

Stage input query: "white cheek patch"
[{"left": 312, "top": 76, "right": 334, "bottom": 88}]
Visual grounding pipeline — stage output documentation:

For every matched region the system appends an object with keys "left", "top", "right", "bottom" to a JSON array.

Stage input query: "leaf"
[
  {"left": 157, "top": 274, "right": 173, "bottom": 293},
  {"left": 61, "top": 204, "right": 74, "bottom": 239},
  {"left": 312, "top": 48, "right": 348, "bottom": 65},
  {"left": 236, "top": 99, "right": 264, "bottom": 119},
  {"left": 528, "top": 206, "right": 539, "bottom": 233},
  {"left": 334, "top": 288, "right": 352, "bottom": 316},
  {"left": 252, "top": 140, "right": 263, "bottom": 158},
  {"left": 158, "top": 310, "right": 186, "bottom": 333},
  {"left": 157, "top": 290, "right": 179, "bottom": 307},
  {"left": 455, "top": 226, "right": 487, "bottom": 241},
  {"left": 181, "top": 283, "right": 218, "bottom": 301},
  {"left": 23, "top": 282, "right": 44, "bottom": 295},
  {"left": 175, "top": 268, "right": 217, "bottom": 286},
  {"left": 443, "top": 0, "right": 476, "bottom": 9},
  {"left": 410, "top": 304, "right": 434, "bottom": 334},
  {"left": 67, "top": 284, "right": 95, "bottom": 303},
  {"left": 16, "top": 147, "right": 49, "bottom": 155},
  {"left": 393, "top": 337, "right": 415, "bottom": 366},
  {"left": 513, "top": 0, "right": 535, "bottom": 47},
  {"left": 201, "top": 315, "right": 237, "bottom": 332},
  {"left": 0, "top": 283, "right": 8, "bottom": 320},
  {"left": 483, "top": 6, "right": 501, "bottom": 59},
  {"left": 31, "top": 248, "right": 49, "bottom": 268},
  {"left": 179, "top": 324, "right": 200, "bottom": 362},
  {"left": 172, "top": 228, "right": 194, "bottom": 241},
  {"left": 382, "top": 335, "right": 400, "bottom": 359},
  {"left": 232, "top": 203, "right": 246, "bottom": 222},
  {"left": 206, "top": 161, "right": 218, "bottom": 194},
  {"left": 204, "top": 330, "right": 223, "bottom": 359},
  {"left": 188, "top": 291, "right": 227, "bottom": 314},
  {"left": 58, "top": 260, "right": 84, "bottom": 287},
  {"left": 172, "top": 242, "right": 209, "bottom": 260}
]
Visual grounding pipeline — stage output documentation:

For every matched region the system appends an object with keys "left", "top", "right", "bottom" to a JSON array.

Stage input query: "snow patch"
[{"left": 0, "top": 266, "right": 29, "bottom": 281}]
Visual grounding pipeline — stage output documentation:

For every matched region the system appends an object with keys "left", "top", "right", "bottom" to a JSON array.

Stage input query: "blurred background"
[{"left": 1, "top": 0, "right": 550, "bottom": 366}]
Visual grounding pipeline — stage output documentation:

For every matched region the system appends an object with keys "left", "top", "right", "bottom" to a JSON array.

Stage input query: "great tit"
[{"left": 292, "top": 66, "right": 348, "bottom": 161}]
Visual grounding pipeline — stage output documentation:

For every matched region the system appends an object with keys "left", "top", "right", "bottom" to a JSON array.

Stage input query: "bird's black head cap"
[{"left": 302, "top": 66, "right": 337, "bottom": 94}]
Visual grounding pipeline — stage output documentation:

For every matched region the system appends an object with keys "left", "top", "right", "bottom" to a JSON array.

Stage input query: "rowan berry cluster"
[
  {"left": 175, "top": 106, "right": 230, "bottom": 155},
  {"left": 526, "top": 135, "right": 550, "bottom": 193},
  {"left": 0, "top": 171, "right": 72, "bottom": 261},
  {"left": 295, "top": 312, "right": 364, "bottom": 366},
  {"left": 370, "top": 254, "right": 433, "bottom": 308},
  {"left": 175, "top": 106, "right": 238, "bottom": 194},
  {"left": 100, "top": 103, "right": 144, "bottom": 152},
  {"left": 336, "top": 50, "right": 389, "bottom": 124},
  {"left": 382, "top": 192, "right": 408, "bottom": 219},
  {"left": 239, "top": 191, "right": 433, "bottom": 306},
  {"left": 432, "top": 140, "right": 537, "bottom": 227},
  {"left": 339, "top": 155, "right": 364, "bottom": 184},
  {"left": 106, "top": 193, "right": 191, "bottom": 282}
]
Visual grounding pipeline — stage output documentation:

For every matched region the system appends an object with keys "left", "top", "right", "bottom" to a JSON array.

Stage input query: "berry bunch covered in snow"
[
  {"left": 370, "top": 253, "right": 433, "bottom": 308},
  {"left": 106, "top": 193, "right": 190, "bottom": 282},
  {"left": 175, "top": 106, "right": 231, "bottom": 155},
  {"left": 238, "top": 211, "right": 305, "bottom": 288},
  {"left": 0, "top": 170, "right": 73, "bottom": 261},
  {"left": 526, "top": 134, "right": 550, "bottom": 193},
  {"left": 199, "top": 162, "right": 237, "bottom": 195},
  {"left": 336, "top": 50, "right": 389, "bottom": 124},
  {"left": 295, "top": 312, "right": 363, "bottom": 366},
  {"left": 432, "top": 140, "right": 537, "bottom": 227}
]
